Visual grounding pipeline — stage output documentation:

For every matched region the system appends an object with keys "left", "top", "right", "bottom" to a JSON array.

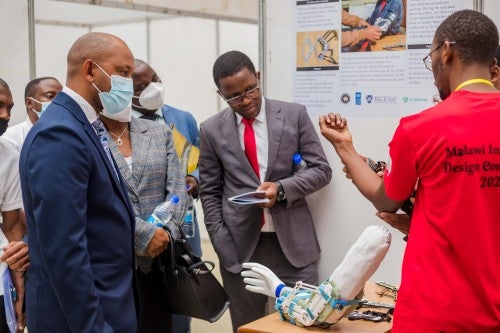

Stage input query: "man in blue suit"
[{"left": 19, "top": 32, "right": 138, "bottom": 332}]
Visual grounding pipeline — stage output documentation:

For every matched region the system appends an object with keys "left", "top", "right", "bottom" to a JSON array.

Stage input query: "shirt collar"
[
  {"left": 62, "top": 86, "right": 99, "bottom": 124},
  {"left": 131, "top": 108, "right": 163, "bottom": 120},
  {"left": 235, "top": 97, "right": 266, "bottom": 125}
]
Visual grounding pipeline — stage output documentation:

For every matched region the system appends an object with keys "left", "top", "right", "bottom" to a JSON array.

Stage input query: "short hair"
[
  {"left": 134, "top": 58, "right": 147, "bottom": 68},
  {"left": 496, "top": 45, "right": 500, "bottom": 63},
  {"left": 434, "top": 10, "right": 498, "bottom": 67},
  {"left": 0, "top": 77, "right": 9, "bottom": 90},
  {"left": 24, "top": 77, "right": 59, "bottom": 99},
  {"left": 212, "top": 51, "right": 256, "bottom": 88}
]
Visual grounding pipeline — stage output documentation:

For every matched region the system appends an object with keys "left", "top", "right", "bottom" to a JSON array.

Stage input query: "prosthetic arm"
[{"left": 241, "top": 225, "right": 391, "bottom": 327}]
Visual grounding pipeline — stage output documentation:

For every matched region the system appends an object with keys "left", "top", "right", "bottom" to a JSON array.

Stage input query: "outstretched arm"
[{"left": 319, "top": 113, "right": 402, "bottom": 213}]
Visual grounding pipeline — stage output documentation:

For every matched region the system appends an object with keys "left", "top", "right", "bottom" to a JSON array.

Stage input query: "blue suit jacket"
[{"left": 19, "top": 92, "right": 137, "bottom": 332}]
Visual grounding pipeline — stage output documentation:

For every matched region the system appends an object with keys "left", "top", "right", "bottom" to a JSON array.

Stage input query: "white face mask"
[{"left": 135, "top": 82, "right": 164, "bottom": 111}]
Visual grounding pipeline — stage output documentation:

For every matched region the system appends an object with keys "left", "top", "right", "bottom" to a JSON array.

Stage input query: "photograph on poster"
[
  {"left": 296, "top": 29, "right": 340, "bottom": 70},
  {"left": 341, "top": 0, "right": 406, "bottom": 52}
]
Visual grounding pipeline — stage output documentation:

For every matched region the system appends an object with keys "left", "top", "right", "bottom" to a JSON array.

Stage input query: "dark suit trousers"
[
  {"left": 220, "top": 233, "right": 318, "bottom": 333},
  {"left": 137, "top": 268, "right": 172, "bottom": 333},
  {"left": 0, "top": 295, "right": 9, "bottom": 332}
]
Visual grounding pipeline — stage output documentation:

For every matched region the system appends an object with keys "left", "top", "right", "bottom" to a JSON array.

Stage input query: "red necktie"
[
  {"left": 242, "top": 118, "right": 260, "bottom": 179},
  {"left": 242, "top": 117, "right": 265, "bottom": 227}
]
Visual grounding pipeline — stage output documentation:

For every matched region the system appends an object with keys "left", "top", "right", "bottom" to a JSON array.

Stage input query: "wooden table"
[{"left": 238, "top": 281, "right": 394, "bottom": 333}]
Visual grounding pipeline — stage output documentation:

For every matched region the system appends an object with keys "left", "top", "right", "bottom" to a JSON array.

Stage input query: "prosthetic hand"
[
  {"left": 241, "top": 262, "right": 288, "bottom": 298},
  {"left": 241, "top": 225, "right": 391, "bottom": 328}
]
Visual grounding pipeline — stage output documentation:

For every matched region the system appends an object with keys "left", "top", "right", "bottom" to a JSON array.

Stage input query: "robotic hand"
[
  {"left": 241, "top": 225, "right": 391, "bottom": 328},
  {"left": 241, "top": 262, "right": 288, "bottom": 298}
]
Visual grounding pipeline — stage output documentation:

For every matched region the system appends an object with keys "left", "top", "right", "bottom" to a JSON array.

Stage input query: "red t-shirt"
[{"left": 384, "top": 90, "right": 500, "bottom": 332}]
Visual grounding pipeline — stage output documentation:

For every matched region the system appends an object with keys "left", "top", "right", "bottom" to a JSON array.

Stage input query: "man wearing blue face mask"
[
  {"left": 4, "top": 77, "right": 62, "bottom": 151},
  {"left": 19, "top": 32, "right": 138, "bottom": 332}
]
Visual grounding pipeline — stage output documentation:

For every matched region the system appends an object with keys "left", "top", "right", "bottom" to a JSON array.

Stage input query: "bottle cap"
[
  {"left": 171, "top": 195, "right": 180, "bottom": 204},
  {"left": 293, "top": 153, "right": 302, "bottom": 164}
]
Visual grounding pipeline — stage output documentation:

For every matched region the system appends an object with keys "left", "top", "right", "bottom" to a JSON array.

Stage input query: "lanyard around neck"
[{"left": 454, "top": 78, "right": 494, "bottom": 92}]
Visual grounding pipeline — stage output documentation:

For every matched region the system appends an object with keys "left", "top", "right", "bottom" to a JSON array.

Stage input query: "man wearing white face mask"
[
  {"left": 3, "top": 77, "right": 62, "bottom": 151},
  {"left": 131, "top": 59, "right": 202, "bottom": 333}
]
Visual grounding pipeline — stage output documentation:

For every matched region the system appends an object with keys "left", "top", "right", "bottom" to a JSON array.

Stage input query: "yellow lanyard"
[{"left": 454, "top": 78, "right": 494, "bottom": 92}]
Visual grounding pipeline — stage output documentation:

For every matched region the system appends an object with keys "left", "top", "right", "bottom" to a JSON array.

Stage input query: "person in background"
[
  {"left": 366, "top": 0, "right": 404, "bottom": 36},
  {"left": 341, "top": 9, "right": 381, "bottom": 48},
  {"left": 131, "top": 59, "right": 202, "bottom": 333},
  {"left": 320, "top": 10, "right": 500, "bottom": 332},
  {"left": 100, "top": 96, "right": 187, "bottom": 333},
  {"left": 3, "top": 77, "right": 62, "bottom": 151},
  {"left": 199, "top": 50, "right": 332, "bottom": 332},
  {"left": 19, "top": 33, "right": 138, "bottom": 332},
  {"left": 0, "top": 78, "right": 28, "bottom": 332}
]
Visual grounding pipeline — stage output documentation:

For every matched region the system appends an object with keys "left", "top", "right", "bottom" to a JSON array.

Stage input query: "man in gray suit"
[{"left": 199, "top": 50, "right": 332, "bottom": 332}]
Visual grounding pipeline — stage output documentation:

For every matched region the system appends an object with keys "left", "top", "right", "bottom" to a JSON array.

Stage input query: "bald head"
[
  {"left": 65, "top": 32, "right": 134, "bottom": 113},
  {"left": 67, "top": 32, "right": 133, "bottom": 80}
]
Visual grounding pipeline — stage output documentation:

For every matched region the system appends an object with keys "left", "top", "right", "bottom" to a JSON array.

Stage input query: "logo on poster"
[
  {"left": 402, "top": 96, "right": 429, "bottom": 103},
  {"left": 341, "top": 93, "right": 351, "bottom": 104},
  {"left": 366, "top": 95, "right": 397, "bottom": 104},
  {"left": 355, "top": 92, "right": 362, "bottom": 105}
]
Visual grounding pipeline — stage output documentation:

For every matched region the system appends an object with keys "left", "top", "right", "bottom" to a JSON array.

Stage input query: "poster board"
[{"left": 262, "top": 0, "right": 474, "bottom": 284}]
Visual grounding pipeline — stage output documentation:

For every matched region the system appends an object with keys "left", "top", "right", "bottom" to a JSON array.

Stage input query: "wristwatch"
[{"left": 275, "top": 181, "right": 286, "bottom": 202}]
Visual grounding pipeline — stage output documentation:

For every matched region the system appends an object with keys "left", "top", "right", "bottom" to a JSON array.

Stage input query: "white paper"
[{"left": 228, "top": 191, "right": 270, "bottom": 205}]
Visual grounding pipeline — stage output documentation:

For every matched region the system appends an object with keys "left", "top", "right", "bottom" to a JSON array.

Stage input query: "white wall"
[
  {"left": 0, "top": 0, "right": 31, "bottom": 126},
  {"left": 484, "top": 0, "right": 500, "bottom": 28},
  {"left": 35, "top": 24, "right": 89, "bottom": 83}
]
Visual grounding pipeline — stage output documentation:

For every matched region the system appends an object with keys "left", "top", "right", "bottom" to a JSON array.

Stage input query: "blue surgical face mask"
[
  {"left": 28, "top": 97, "right": 51, "bottom": 118},
  {"left": 92, "top": 62, "right": 133, "bottom": 122}
]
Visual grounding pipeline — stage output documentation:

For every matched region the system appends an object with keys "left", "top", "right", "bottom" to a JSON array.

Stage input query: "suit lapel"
[
  {"left": 129, "top": 118, "right": 151, "bottom": 190},
  {"left": 220, "top": 109, "right": 260, "bottom": 183},
  {"left": 265, "top": 99, "right": 284, "bottom": 181},
  {"left": 53, "top": 93, "right": 131, "bottom": 208}
]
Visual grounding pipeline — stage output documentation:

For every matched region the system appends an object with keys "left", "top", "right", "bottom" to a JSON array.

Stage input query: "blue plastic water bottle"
[
  {"left": 147, "top": 195, "right": 180, "bottom": 227},
  {"left": 292, "top": 153, "right": 307, "bottom": 174},
  {"left": 183, "top": 204, "right": 195, "bottom": 238}
]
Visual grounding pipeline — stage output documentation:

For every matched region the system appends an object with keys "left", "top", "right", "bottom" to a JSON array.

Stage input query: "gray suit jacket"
[
  {"left": 199, "top": 98, "right": 332, "bottom": 273},
  {"left": 108, "top": 117, "right": 187, "bottom": 272}
]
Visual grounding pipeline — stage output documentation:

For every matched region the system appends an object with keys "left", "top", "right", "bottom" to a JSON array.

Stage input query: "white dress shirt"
[
  {"left": 0, "top": 138, "right": 23, "bottom": 296},
  {"left": 235, "top": 99, "right": 275, "bottom": 232},
  {"left": 3, "top": 118, "right": 33, "bottom": 151},
  {"left": 63, "top": 86, "right": 99, "bottom": 126}
]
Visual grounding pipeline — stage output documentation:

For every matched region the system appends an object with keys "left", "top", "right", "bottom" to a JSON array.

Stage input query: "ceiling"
[{"left": 35, "top": 0, "right": 258, "bottom": 27}]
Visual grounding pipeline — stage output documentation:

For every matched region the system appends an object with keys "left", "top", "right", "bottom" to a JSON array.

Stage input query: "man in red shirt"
[{"left": 320, "top": 10, "right": 500, "bottom": 332}]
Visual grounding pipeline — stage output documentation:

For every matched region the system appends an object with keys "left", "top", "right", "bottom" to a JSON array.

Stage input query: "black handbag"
[{"left": 153, "top": 220, "right": 230, "bottom": 322}]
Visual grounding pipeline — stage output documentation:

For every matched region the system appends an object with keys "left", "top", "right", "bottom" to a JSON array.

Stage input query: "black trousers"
[
  {"left": 136, "top": 268, "right": 172, "bottom": 333},
  {"left": 0, "top": 295, "right": 9, "bottom": 333}
]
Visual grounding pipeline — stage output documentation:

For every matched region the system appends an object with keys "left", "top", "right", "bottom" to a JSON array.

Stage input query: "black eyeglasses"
[
  {"left": 423, "top": 41, "right": 456, "bottom": 72},
  {"left": 220, "top": 83, "right": 260, "bottom": 107}
]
